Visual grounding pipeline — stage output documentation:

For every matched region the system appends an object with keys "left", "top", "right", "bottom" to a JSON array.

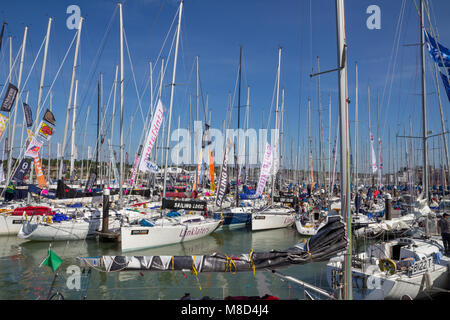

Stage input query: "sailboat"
[
  {"left": 326, "top": 0, "right": 450, "bottom": 299},
  {"left": 118, "top": 2, "right": 220, "bottom": 252},
  {"left": 251, "top": 48, "right": 296, "bottom": 232}
]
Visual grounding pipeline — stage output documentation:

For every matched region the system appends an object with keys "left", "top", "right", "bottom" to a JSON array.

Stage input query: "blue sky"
[{"left": 0, "top": 0, "right": 450, "bottom": 174}]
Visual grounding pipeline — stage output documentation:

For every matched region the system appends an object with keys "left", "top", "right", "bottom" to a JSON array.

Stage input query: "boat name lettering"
[
  {"left": 409, "top": 257, "right": 433, "bottom": 276},
  {"left": 131, "top": 230, "right": 149, "bottom": 235}
]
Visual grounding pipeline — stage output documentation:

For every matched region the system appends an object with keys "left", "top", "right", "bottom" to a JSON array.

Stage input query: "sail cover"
[{"left": 77, "top": 216, "right": 346, "bottom": 273}]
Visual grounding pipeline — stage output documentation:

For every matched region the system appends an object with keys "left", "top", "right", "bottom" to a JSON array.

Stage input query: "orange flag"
[{"left": 208, "top": 150, "right": 215, "bottom": 191}]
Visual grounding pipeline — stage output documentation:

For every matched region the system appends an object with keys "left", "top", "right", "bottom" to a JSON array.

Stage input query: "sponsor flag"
[
  {"left": 0, "top": 83, "right": 18, "bottom": 112},
  {"left": 12, "top": 158, "right": 31, "bottom": 183},
  {"left": 43, "top": 109, "right": 55, "bottom": 125},
  {"left": 24, "top": 136, "right": 44, "bottom": 158},
  {"left": 256, "top": 143, "right": 273, "bottom": 197},
  {"left": 138, "top": 99, "right": 164, "bottom": 173},
  {"left": 0, "top": 114, "right": 8, "bottom": 140},
  {"left": 37, "top": 121, "right": 55, "bottom": 141},
  {"left": 370, "top": 132, "right": 377, "bottom": 173},
  {"left": 215, "top": 140, "right": 232, "bottom": 207},
  {"left": 22, "top": 103, "right": 33, "bottom": 127},
  {"left": 208, "top": 150, "right": 215, "bottom": 191}
]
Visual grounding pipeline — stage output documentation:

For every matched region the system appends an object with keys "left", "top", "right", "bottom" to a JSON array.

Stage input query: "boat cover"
[{"left": 77, "top": 216, "right": 346, "bottom": 273}]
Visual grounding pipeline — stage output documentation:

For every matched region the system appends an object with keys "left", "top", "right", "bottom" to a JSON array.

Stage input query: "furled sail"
[{"left": 77, "top": 216, "right": 346, "bottom": 273}]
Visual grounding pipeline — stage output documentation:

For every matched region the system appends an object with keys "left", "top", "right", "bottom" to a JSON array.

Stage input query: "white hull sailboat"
[
  {"left": 326, "top": 237, "right": 450, "bottom": 299},
  {"left": 252, "top": 206, "right": 295, "bottom": 231},
  {"left": 120, "top": 214, "right": 221, "bottom": 252}
]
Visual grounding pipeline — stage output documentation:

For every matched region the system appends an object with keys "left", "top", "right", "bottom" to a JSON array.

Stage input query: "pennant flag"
[
  {"left": 440, "top": 70, "right": 450, "bottom": 102},
  {"left": 129, "top": 145, "right": 143, "bottom": 185},
  {"left": 202, "top": 124, "right": 212, "bottom": 149},
  {"left": 370, "top": 132, "right": 377, "bottom": 173},
  {"left": 12, "top": 158, "right": 31, "bottom": 183},
  {"left": 40, "top": 249, "right": 63, "bottom": 273},
  {"left": 138, "top": 99, "right": 164, "bottom": 173},
  {"left": 208, "top": 150, "right": 215, "bottom": 191},
  {"left": 0, "top": 163, "right": 5, "bottom": 182},
  {"left": 24, "top": 136, "right": 44, "bottom": 158},
  {"left": 193, "top": 148, "right": 203, "bottom": 191},
  {"left": 215, "top": 140, "right": 231, "bottom": 207},
  {"left": 256, "top": 143, "right": 273, "bottom": 197},
  {"left": 426, "top": 31, "right": 450, "bottom": 68},
  {"left": 37, "top": 121, "right": 55, "bottom": 141},
  {"left": 0, "top": 114, "right": 8, "bottom": 141},
  {"left": 1, "top": 83, "right": 18, "bottom": 112},
  {"left": 84, "top": 172, "right": 97, "bottom": 193},
  {"left": 34, "top": 155, "right": 47, "bottom": 189},
  {"left": 43, "top": 109, "right": 56, "bottom": 125},
  {"left": 22, "top": 103, "right": 33, "bottom": 128}
]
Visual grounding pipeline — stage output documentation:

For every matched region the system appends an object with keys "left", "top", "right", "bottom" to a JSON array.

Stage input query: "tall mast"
[
  {"left": 35, "top": 17, "right": 52, "bottom": 124},
  {"left": 335, "top": 0, "right": 352, "bottom": 300},
  {"left": 420, "top": 0, "right": 428, "bottom": 202},
  {"left": 69, "top": 79, "right": 79, "bottom": 177},
  {"left": 271, "top": 47, "right": 282, "bottom": 201},
  {"left": 7, "top": 26, "right": 28, "bottom": 182},
  {"left": 280, "top": 88, "right": 285, "bottom": 188},
  {"left": 119, "top": 2, "right": 125, "bottom": 204},
  {"left": 354, "top": 62, "right": 358, "bottom": 189},
  {"left": 308, "top": 97, "right": 312, "bottom": 185},
  {"left": 162, "top": 0, "right": 183, "bottom": 212},
  {"left": 317, "top": 56, "right": 323, "bottom": 188},
  {"left": 109, "top": 65, "right": 119, "bottom": 185},
  {"left": 48, "top": 92, "right": 53, "bottom": 180},
  {"left": 235, "top": 45, "right": 242, "bottom": 208},
  {"left": 59, "top": 17, "right": 83, "bottom": 180},
  {"left": 80, "top": 105, "right": 90, "bottom": 182},
  {"left": 245, "top": 85, "right": 250, "bottom": 185}
]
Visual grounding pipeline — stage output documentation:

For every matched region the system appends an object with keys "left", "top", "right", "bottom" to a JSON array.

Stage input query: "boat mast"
[
  {"left": 335, "top": 0, "right": 352, "bottom": 300},
  {"left": 7, "top": 26, "right": 28, "bottom": 182},
  {"left": 354, "top": 62, "right": 358, "bottom": 190},
  {"left": 162, "top": 0, "right": 183, "bottom": 214},
  {"left": 59, "top": 17, "right": 83, "bottom": 180},
  {"left": 119, "top": 2, "right": 125, "bottom": 205},
  {"left": 235, "top": 46, "right": 242, "bottom": 208},
  {"left": 69, "top": 79, "right": 79, "bottom": 177},
  {"left": 80, "top": 105, "right": 90, "bottom": 183},
  {"left": 420, "top": 0, "right": 429, "bottom": 202},
  {"left": 271, "top": 47, "right": 282, "bottom": 203},
  {"left": 109, "top": 65, "right": 118, "bottom": 186}
]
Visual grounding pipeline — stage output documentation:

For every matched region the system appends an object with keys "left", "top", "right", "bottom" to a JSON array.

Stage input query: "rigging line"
[
  {"left": 380, "top": 0, "right": 407, "bottom": 141},
  {"left": 139, "top": 4, "right": 179, "bottom": 102},
  {"left": 76, "top": 5, "right": 118, "bottom": 117},
  {"left": 0, "top": 42, "right": 21, "bottom": 98},
  {"left": 126, "top": 0, "right": 168, "bottom": 95},
  {"left": 39, "top": 29, "right": 78, "bottom": 127},
  {"left": 122, "top": 29, "right": 145, "bottom": 124},
  {"left": 127, "top": 28, "right": 175, "bottom": 164}
]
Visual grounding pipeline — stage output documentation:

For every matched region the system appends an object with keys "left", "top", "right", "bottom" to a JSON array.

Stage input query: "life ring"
[{"left": 378, "top": 258, "right": 397, "bottom": 275}]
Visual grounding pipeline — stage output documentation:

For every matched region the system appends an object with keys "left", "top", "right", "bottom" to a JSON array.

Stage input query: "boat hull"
[
  {"left": 0, "top": 215, "right": 25, "bottom": 236},
  {"left": 252, "top": 213, "right": 295, "bottom": 231},
  {"left": 121, "top": 219, "right": 221, "bottom": 252},
  {"left": 17, "top": 219, "right": 92, "bottom": 241}
]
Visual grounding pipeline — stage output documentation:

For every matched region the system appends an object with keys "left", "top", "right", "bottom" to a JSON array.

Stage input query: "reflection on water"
[{"left": 0, "top": 226, "right": 331, "bottom": 300}]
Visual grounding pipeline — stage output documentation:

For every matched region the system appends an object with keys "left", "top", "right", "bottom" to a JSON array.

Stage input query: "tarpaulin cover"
[{"left": 77, "top": 216, "right": 347, "bottom": 273}]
